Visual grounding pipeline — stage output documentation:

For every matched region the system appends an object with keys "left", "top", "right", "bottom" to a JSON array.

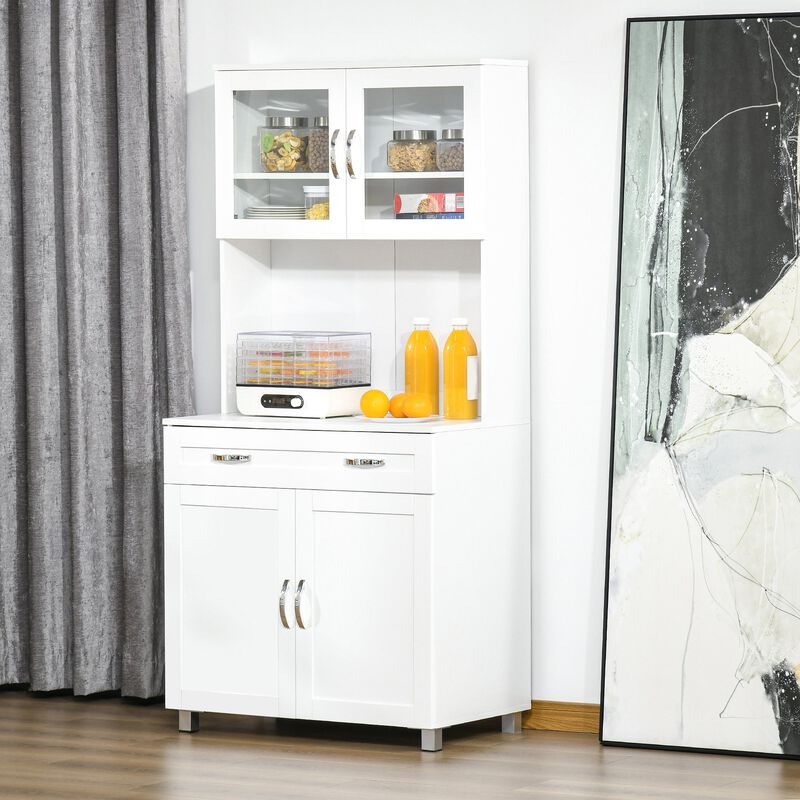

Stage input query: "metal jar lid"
[
  {"left": 265, "top": 115, "right": 308, "bottom": 127},
  {"left": 392, "top": 129, "right": 436, "bottom": 141},
  {"left": 439, "top": 128, "right": 464, "bottom": 140},
  {"left": 312, "top": 116, "right": 328, "bottom": 127}
]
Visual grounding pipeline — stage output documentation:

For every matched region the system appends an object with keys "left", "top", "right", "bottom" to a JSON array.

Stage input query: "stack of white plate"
[{"left": 244, "top": 206, "right": 306, "bottom": 220}]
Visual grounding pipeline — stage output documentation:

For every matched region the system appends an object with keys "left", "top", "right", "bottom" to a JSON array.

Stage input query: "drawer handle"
[
  {"left": 294, "top": 579, "right": 307, "bottom": 629},
  {"left": 344, "top": 458, "right": 385, "bottom": 469},
  {"left": 279, "top": 579, "right": 291, "bottom": 629},
  {"left": 212, "top": 453, "right": 251, "bottom": 463}
]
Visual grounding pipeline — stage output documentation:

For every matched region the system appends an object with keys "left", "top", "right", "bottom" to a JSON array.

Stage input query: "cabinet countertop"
[{"left": 162, "top": 413, "right": 529, "bottom": 435}]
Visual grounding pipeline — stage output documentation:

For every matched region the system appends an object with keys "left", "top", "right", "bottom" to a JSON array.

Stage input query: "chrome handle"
[
  {"left": 345, "top": 129, "right": 355, "bottom": 178},
  {"left": 294, "top": 579, "right": 307, "bottom": 629},
  {"left": 329, "top": 128, "right": 340, "bottom": 179},
  {"left": 279, "top": 579, "right": 290, "bottom": 629},
  {"left": 344, "top": 457, "right": 385, "bottom": 469},
  {"left": 212, "top": 453, "right": 251, "bottom": 463}
]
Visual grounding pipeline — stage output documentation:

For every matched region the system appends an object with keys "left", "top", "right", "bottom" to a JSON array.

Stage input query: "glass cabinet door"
[
  {"left": 215, "top": 69, "right": 347, "bottom": 239},
  {"left": 344, "top": 66, "right": 483, "bottom": 240}
]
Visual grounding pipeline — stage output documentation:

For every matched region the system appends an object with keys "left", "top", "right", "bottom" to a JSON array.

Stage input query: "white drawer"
[{"left": 163, "top": 425, "right": 433, "bottom": 494}]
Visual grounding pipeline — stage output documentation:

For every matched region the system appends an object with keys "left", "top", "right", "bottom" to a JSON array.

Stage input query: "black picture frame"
[{"left": 601, "top": 11, "right": 800, "bottom": 761}]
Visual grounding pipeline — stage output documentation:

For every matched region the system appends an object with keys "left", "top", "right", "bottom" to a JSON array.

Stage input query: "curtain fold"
[{"left": 0, "top": 0, "right": 193, "bottom": 698}]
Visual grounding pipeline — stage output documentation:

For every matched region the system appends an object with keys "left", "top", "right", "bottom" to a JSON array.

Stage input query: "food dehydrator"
[{"left": 235, "top": 331, "right": 371, "bottom": 418}]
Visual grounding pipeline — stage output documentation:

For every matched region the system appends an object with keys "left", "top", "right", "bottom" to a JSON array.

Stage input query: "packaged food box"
[
  {"left": 395, "top": 213, "right": 465, "bottom": 219},
  {"left": 394, "top": 192, "right": 465, "bottom": 215}
]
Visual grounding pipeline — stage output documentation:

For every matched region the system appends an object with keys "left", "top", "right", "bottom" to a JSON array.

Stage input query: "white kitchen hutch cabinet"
[{"left": 164, "top": 59, "right": 531, "bottom": 751}]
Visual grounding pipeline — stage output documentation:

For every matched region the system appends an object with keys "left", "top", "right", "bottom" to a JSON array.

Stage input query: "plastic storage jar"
[
  {"left": 307, "top": 116, "right": 329, "bottom": 173},
  {"left": 304, "top": 186, "right": 329, "bottom": 219},
  {"left": 387, "top": 130, "right": 437, "bottom": 172},
  {"left": 436, "top": 129, "right": 464, "bottom": 171},
  {"left": 258, "top": 115, "right": 309, "bottom": 172}
]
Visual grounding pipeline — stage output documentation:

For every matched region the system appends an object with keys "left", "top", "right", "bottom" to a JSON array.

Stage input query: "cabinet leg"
[
  {"left": 421, "top": 728, "right": 442, "bottom": 752},
  {"left": 178, "top": 710, "right": 199, "bottom": 733},
  {"left": 501, "top": 711, "right": 522, "bottom": 734}
]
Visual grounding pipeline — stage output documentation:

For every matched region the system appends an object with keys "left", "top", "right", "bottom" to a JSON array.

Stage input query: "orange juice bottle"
[
  {"left": 443, "top": 318, "right": 478, "bottom": 419},
  {"left": 405, "top": 318, "right": 439, "bottom": 415}
]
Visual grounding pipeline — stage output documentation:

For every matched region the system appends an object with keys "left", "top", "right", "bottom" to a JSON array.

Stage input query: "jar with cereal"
[
  {"left": 436, "top": 129, "right": 464, "bottom": 171},
  {"left": 304, "top": 186, "right": 329, "bottom": 220},
  {"left": 258, "top": 115, "right": 309, "bottom": 172},
  {"left": 387, "top": 130, "right": 437, "bottom": 172}
]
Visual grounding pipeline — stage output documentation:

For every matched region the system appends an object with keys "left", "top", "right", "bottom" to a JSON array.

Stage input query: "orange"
[
  {"left": 403, "top": 393, "right": 433, "bottom": 418},
  {"left": 360, "top": 389, "right": 390, "bottom": 418},
  {"left": 389, "top": 393, "right": 407, "bottom": 418}
]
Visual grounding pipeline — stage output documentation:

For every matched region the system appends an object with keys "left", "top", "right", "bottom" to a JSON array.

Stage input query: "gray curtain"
[{"left": 0, "top": 0, "right": 193, "bottom": 698}]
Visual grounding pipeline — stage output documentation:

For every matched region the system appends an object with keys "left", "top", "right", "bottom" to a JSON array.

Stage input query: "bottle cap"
[
  {"left": 451, "top": 317, "right": 469, "bottom": 326},
  {"left": 413, "top": 317, "right": 431, "bottom": 326}
]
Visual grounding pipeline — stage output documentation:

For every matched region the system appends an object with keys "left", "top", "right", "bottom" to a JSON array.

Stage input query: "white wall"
[{"left": 185, "top": 0, "right": 787, "bottom": 704}]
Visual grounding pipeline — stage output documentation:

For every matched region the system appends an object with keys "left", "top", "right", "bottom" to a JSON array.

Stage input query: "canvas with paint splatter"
[{"left": 603, "top": 15, "right": 800, "bottom": 757}]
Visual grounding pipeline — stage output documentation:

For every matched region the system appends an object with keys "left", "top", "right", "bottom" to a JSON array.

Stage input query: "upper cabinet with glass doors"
[
  {"left": 214, "top": 61, "right": 520, "bottom": 240},
  {"left": 216, "top": 69, "right": 347, "bottom": 240}
]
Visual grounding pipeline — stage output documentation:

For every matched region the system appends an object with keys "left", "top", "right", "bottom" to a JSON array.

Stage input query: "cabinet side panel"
[
  {"left": 430, "top": 425, "right": 531, "bottom": 727},
  {"left": 215, "top": 73, "right": 235, "bottom": 237},
  {"left": 164, "top": 479, "right": 181, "bottom": 710},
  {"left": 480, "top": 64, "right": 530, "bottom": 424}
]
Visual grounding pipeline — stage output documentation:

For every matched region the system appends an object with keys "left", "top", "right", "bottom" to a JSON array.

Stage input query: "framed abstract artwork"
[{"left": 602, "top": 14, "right": 800, "bottom": 758}]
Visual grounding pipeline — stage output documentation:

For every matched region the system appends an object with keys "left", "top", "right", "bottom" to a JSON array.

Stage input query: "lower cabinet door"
[
  {"left": 294, "top": 490, "right": 431, "bottom": 726},
  {"left": 165, "top": 484, "right": 295, "bottom": 717}
]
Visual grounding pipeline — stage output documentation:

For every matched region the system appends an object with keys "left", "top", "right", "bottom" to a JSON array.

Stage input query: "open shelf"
[
  {"left": 365, "top": 171, "right": 464, "bottom": 181},
  {"left": 236, "top": 172, "right": 464, "bottom": 181},
  {"left": 235, "top": 172, "right": 330, "bottom": 181},
  {"left": 366, "top": 175, "right": 465, "bottom": 221}
]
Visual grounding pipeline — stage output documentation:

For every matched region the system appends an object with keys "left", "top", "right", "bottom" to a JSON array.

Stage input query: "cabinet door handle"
[
  {"left": 294, "top": 579, "right": 307, "bottom": 629},
  {"left": 279, "top": 579, "right": 291, "bottom": 629},
  {"left": 345, "top": 129, "right": 356, "bottom": 178},
  {"left": 212, "top": 453, "right": 251, "bottom": 463},
  {"left": 329, "top": 128, "right": 340, "bottom": 179},
  {"left": 344, "top": 457, "right": 385, "bottom": 468}
]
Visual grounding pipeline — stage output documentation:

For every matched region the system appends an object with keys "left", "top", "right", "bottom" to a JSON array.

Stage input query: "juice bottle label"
[{"left": 467, "top": 355, "right": 478, "bottom": 401}]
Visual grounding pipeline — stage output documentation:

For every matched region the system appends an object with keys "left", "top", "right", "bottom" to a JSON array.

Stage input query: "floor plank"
[{"left": 2, "top": 690, "right": 800, "bottom": 799}]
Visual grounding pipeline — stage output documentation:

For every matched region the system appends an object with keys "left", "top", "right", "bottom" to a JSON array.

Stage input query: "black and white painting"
[{"left": 603, "top": 15, "right": 800, "bottom": 757}]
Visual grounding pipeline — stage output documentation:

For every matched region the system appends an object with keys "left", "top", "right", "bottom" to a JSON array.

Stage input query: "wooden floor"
[{"left": 4, "top": 690, "right": 800, "bottom": 799}]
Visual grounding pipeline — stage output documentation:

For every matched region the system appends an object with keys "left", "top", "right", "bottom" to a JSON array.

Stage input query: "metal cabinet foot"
[
  {"left": 501, "top": 711, "right": 522, "bottom": 734},
  {"left": 421, "top": 728, "right": 442, "bottom": 751},
  {"left": 178, "top": 710, "right": 199, "bottom": 733}
]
